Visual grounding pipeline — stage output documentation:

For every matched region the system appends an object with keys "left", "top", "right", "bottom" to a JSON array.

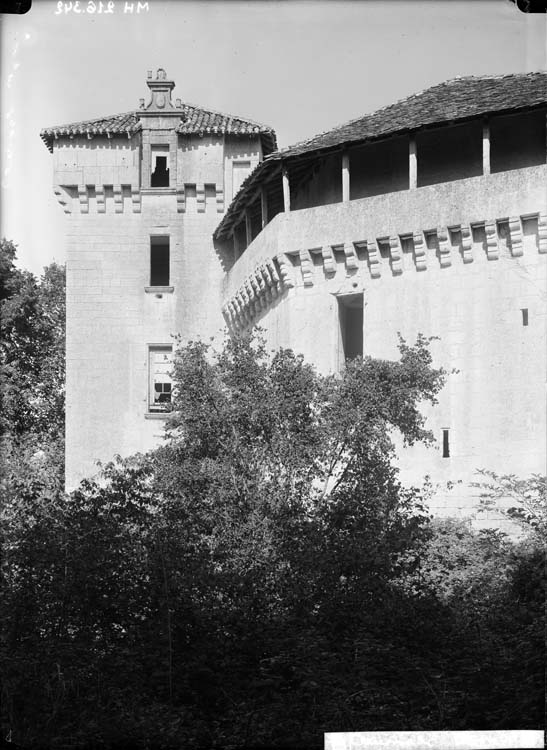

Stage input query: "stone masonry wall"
[
  {"left": 221, "top": 165, "right": 547, "bottom": 520},
  {"left": 61, "top": 132, "right": 262, "bottom": 489},
  {"left": 53, "top": 136, "right": 140, "bottom": 187}
]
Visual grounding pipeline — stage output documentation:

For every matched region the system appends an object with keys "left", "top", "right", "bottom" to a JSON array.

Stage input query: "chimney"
[{"left": 143, "top": 68, "right": 177, "bottom": 111}]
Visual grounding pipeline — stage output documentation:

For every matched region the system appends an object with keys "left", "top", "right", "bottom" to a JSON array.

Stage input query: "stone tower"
[{"left": 41, "top": 69, "right": 276, "bottom": 488}]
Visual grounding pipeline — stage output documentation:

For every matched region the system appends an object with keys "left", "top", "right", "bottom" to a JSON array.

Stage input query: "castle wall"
[
  {"left": 175, "top": 190, "right": 228, "bottom": 343},
  {"left": 235, "top": 232, "right": 545, "bottom": 521},
  {"left": 222, "top": 165, "right": 547, "bottom": 520},
  {"left": 51, "top": 82, "right": 546, "bottom": 508},
  {"left": 364, "top": 225, "right": 545, "bottom": 523},
  {"left": 63, "top": 188, "right": 227, "bottom": 490},
  {"left": 224, "top": 137, "right": 263, "bottom": 203},
  {"left": 178, "top": 135, "right": 225, "bottom": 187},
  {"left": 53, "top": 136, "right": 140, "bottom": 187},
  {"left": 225, "top": 166, "right": 546, "bottom": 296},
  {"left": 65, "top": 196, "right": 177, "bottom": 487},
  {"left": 54, "top": 121, "right": 264, "bottom": 488}
]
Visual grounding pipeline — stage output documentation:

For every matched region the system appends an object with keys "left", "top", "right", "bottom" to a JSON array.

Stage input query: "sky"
[{"left": 1, "top": 0, "right": 546, "bottom": 274}]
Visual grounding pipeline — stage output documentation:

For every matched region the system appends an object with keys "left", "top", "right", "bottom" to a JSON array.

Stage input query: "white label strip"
[{"left": 324, "top": 731, "right": 544, "bottom": 750}]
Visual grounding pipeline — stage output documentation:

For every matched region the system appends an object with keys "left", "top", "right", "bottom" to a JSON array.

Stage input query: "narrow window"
[
  {"left": 338, "top": 294, "right": 364, "bottom": 362},
  {"left": 150, "top": 236, "right": 169, "bottom": 287},
  {"left": 442, "top": 428, "right": 450, "bottom": 458},
  {"left": 151, "top": 145, "right": 170, "bottom": 188},
  {"left": 521, "top": 308, "right": 529, "bottom": 327},
  {"left": 148, "top": 345, "right": 173, "bottom": 413}
]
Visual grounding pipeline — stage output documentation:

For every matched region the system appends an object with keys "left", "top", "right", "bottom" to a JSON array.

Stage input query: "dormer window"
[{"left": 151, "top": 145, "right": 170, "bottom": 187}]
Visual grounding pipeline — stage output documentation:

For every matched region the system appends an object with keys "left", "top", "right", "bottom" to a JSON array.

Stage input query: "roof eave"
[
  {"left": 214, "top": 99, "right": 547, "bottom": 239},
  {"left": 273, "top": 100, "right": 547, "bottom": 160}
]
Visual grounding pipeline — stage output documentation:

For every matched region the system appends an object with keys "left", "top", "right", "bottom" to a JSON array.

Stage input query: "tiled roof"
[
  {"left": 40, "top": 104, "right": 277, "bottom": 153},
  {"left": 176, "top": 102, "right": 275, "bottom": 140},
  {"left": 271, "top": 71, "right": 547, "bottom": 159},
  {"left": 214, "top": 71, "right": 547, "bottom": 240},
  {"left": 40, "top": 111, "right": 139, "bottom": 149}
]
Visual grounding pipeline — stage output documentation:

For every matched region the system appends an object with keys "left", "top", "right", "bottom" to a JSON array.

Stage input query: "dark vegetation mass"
[{"left": 1, "top": 239, "right": 544, "bottom": 749}]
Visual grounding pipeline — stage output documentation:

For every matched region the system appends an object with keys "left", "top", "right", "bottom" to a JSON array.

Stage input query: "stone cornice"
[
  {"left": 53, "top": 182, "right": 226, "bottom": 215},
  {"left": 222, "top": 210, "right": 546, "bottom": 332}
]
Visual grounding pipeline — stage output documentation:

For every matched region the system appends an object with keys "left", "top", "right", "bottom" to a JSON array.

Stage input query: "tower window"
[
  {"left": 148, "top": 345, "right": 173, "bottom": 413},
  {"left": 521, "top": 308, "right": 529, "bottom": 327},
  {"left": 442, "top": 428, "right": 450, "bottom": 458},
  {"left": 151, "top": 145, "right": 170, "bottom": 188},
  {"left": 338, "top": 293, "right": 364, "bottom": 362},
  {"left": 150, "top": 236, "right": 170, "bottom": 287}
]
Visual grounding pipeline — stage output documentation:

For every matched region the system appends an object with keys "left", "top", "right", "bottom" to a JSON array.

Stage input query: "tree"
[
  {"left": 2, "top": 332, "right": 449, "bottom": 747},
  {"left": 0, "top": 238, "right": 25, "bottom": 303},
  {"left": 473, "top": 470, "right": 547, "bottom": 543},
  {"left": 2, "top": 330, "right": 543, "bottom": 749},
  {"left": 412, "top": 514, "right": 544, "bottom": 729},
  {"left": 133, "top": 334, "right": 451, "bottom": 743},
  {"left": 0, "top": 239, "right": 66, "bottom": 538},
  {"left": 0, "top": 239, "right": 65, "bottom": 442}
]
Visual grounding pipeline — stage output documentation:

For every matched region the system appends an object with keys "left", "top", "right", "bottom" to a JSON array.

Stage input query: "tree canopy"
[
  {"left": 2, "top": 315, "right": 544, "bottom": 749},
  {"left": 0, "top": 238, "right": 65, "bottom": 442}
]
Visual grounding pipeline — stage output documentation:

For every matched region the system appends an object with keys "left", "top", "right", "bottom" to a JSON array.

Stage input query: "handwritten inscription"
[{"left": 55, "top": 1, "right": 149, "bottom": 13}]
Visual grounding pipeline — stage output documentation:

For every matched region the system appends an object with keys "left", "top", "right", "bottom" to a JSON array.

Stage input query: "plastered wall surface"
[
  {"left": 365, "top": 233, "right": 546, "bottom": 519},
  {"left": 178, "top": 135, "right": 224, "bottom": 188},
  {"left": 226, "top": 242, "right": 546, "bottom": 518},
  {"left": 222, "top": 165, "right": 547, "bottom": 518},
  {"left": 60, "top": 129, "right": 264, "bottom": 488},
  {"left": 65, "top": 192, "right": 227, "bottom": 489},
  {"left": 53, "top": 136, "right": 140, "bottom": 188},
  {"left": 224, "top": 165, "right": 547, "bottom": 300},
  {"left": 65, "top": 198, "right": 176, "bottom": 487},
  {"left": 224, "top": 137, "right": 263, "bottom": 203},
  {"left": 57, "top": 112, "right": 546, "bottom": 518}
]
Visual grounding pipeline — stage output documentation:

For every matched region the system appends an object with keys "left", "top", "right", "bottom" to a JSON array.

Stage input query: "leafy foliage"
[
  {"left": 0, "top": 238, "right": 65, "bottom": 441},
  {"left": 412, "top": 517, "right": 544, "bottom": 728},
  {"left": 1, "top": 310, "right": 544, "bottom": 748},
  {"left": 473, "top": 470, "right": 547, "bottom": 542}
]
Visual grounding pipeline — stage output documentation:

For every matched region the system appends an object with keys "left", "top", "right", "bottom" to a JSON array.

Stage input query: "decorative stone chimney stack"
[
  {"left": 139, "top": 69, "right": 185, "bottom": 189},
  {"left": 142, "top": 68, "right": 182, "bottom": 112}
]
